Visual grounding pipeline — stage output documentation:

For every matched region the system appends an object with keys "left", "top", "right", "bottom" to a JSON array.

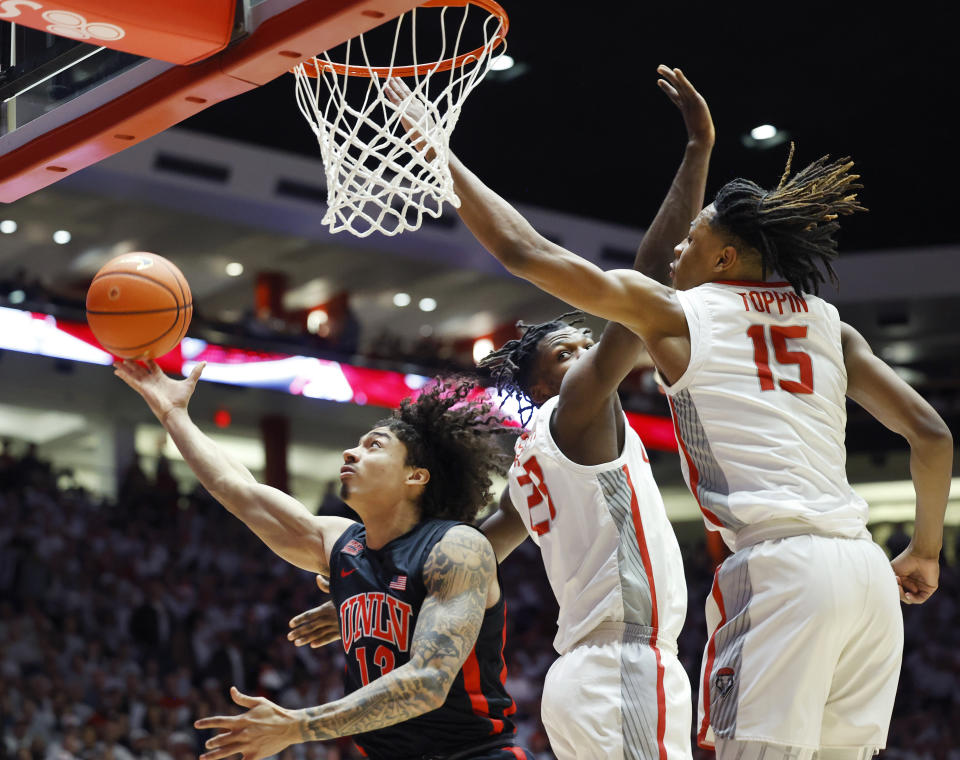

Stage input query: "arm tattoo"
[{"left": 298, "top": 526, "right": 496, "bottom": 742}]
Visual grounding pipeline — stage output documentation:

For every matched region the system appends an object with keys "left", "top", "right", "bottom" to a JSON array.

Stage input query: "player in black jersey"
[{"left": 112, "top": 364, "right": 532, "bottom": 760}]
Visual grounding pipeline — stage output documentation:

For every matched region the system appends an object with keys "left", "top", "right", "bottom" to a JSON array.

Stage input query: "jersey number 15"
[{"left": 746, "top": 324, "right": 814, "bottom": 394}]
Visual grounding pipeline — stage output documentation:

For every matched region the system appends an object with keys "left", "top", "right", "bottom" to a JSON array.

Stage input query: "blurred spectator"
[{"left": 1, "top": 445, "right": 957, "bottom": 759}]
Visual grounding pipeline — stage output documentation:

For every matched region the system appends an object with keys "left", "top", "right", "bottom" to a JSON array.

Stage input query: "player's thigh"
[
  {"left": 820, "top": 541, "right": 902, "bottom": 750},
  {"left": 543, "top": 636, "right": 688, "bottom": 760},
  {"left": 542, "top": 643, "right": 623, "bottom": 760},
  {"left": 715, "top": 738, "right": 815, "bottom": 760},
  {"left": 814, "top": 748, "right": 878, "bottom": 760},
  {"left": 703, "top": 537, "right": 853, "bottom": 747},
  {"left": 715, "top": 741, "right": 877, "bottom": 760}
]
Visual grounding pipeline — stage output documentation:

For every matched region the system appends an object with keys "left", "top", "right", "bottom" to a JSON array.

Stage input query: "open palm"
[{"left": 114, "top": 359, "right": 205, "bottom": 423}]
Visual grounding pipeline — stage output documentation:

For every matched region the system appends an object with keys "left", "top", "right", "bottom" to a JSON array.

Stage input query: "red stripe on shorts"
[
  {"left": 621, "top": 464, "right": 668, "bottom": 760},
  {"left": 697, "top": 568, "right": 727, "bottom": 749}
]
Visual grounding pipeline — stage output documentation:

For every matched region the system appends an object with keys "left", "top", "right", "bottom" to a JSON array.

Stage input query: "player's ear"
[
  {"left": 715, "top": 244, "right": 739, "bottom": 273},
  {"left": 406, "top": 467, "right": 430, "bottom": 487}
]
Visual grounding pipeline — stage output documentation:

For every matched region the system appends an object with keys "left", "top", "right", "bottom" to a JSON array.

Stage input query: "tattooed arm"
[{"left": 193, "top": 526, "right": 497, "bottom": 760}]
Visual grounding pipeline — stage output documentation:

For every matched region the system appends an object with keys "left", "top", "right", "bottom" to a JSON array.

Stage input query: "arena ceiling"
[
  {"left": 185, "top": 0, "right": 959, "bottom": 252},
  {"left": 0, "top": 0, "right": 958, "bottom": 462}
]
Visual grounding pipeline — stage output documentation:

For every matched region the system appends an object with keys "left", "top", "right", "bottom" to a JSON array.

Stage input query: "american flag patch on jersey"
[
  {"left": 389, "top": 575, "right": 407, "bottom": 591},
  {"left": 341, "top": 540, "right": 363, "bottom": 556}
]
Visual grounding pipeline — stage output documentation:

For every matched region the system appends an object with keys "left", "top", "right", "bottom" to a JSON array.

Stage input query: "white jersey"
[
  {"left": 661, "top": 280, "right": 871, "bottom": 550},
  {"left": 508, "top": 395, "right": 687, "bottom": 654}
]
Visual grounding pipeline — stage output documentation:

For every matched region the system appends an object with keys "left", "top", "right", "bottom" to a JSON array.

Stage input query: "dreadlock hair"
[
  {"left": 477, "top": 311, "right": 590, "bottom": 426},
  {"left": 377, "top": 377, "right": 511, "bottom": 523},
  {"left": 710, "top": 143, "right": 866, "bottom": 295}
]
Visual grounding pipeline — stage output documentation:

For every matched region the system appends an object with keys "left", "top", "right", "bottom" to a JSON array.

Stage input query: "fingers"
[
  {"left": 204, "top": 731, "right": 243, "bottom": 751},
  {"left": 315, "top": 574, "right": 330, "bottom": 593},
  {"left": 385, "top": 78, "right": 406, "bottom": 105},
  {"left": 230, "top": 685, "right": 260, "bottom": 707},
  {"left": 200, "top": 741, "right": 246, "bottom": 760},
  {"left": 187, "top": 361, "right": 207, "bottom": 386},
  {"left": 194, "top": 715, "right": 240, "bottom": 731},
  {"left": 287, "top": 614, "right": 339, "bottom": 647},
  {"left": 657, "top": 79, "right": 681, "bottom": 104}
]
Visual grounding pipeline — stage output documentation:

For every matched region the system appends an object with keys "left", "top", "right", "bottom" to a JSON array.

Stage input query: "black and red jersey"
[{"left": 329, "top": 519, "right": 518, "bottom": 760}]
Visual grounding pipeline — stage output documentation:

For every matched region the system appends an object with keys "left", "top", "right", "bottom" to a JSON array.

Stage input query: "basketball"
[{"left": 85, "top": 252, "right": 193, "bottom": 359}]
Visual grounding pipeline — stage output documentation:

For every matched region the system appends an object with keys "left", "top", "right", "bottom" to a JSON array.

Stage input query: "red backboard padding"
[{"left": 0, "top": 0, "right": 237, "bottom": 65}]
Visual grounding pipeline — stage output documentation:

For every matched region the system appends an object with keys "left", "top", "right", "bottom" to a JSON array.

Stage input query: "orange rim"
[{"left": 295, "top": 0, "right": 508, "bottom": 79}]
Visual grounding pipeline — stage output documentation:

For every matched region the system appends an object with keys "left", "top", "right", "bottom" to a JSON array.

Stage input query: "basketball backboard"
[{"left": 0, "top": 0, "right": 422, "bottom": 203}]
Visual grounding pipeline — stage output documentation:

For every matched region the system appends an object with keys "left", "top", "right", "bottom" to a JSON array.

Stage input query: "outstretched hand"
[
  {"left": 194, "top": 687, "right": 298, "bottom": 760},
  {"left": 656, "top": 65, "right": 715, "bottom": 147},
  {"left": 113, "top": 359, "right": 206, "bottom": 425},
  {"left": 891, "top": 545, "right": 940, "bottom": 604},
  {"left": 287, "top": 575, "right": 341, "bottom": 649},
  {"left": 384, "top": 78, "right": 437, "bottom": 160}
]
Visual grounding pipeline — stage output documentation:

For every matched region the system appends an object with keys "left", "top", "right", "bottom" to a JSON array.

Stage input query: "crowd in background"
[{"left": 2, "top": 442, "right": 959, "bottom": 760}]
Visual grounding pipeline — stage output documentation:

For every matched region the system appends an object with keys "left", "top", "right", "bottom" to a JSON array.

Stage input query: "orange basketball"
[{"left": 86, "top": 252, "right": 193, "bottom": 359}]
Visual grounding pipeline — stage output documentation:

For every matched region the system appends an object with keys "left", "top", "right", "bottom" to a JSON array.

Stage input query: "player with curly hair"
[
  {"left": 290, "top": 65, "right": 714, "bottom": 760},
  {"left": 430, "top": 92, "right": 953, "bottom": 760},
  {"left": 112, "top": 361, "right": 531, "bottom": 760}
]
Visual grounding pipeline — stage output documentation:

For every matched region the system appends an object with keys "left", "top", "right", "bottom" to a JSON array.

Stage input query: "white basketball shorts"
[
  {"left": 697, "top": 534, "right": 903, "bottom": 752},
  {"left": 541, "top": 621, "right": 692, "bottom": 760}
]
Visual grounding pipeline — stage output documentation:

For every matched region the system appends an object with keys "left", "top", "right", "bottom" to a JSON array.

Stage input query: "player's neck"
[{"left": 359, "top": 500, "right": 421, "bottom": 549}]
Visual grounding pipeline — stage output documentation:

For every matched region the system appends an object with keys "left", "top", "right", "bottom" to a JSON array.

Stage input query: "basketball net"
[{"left": 292, "top": 1, "right": 508, "bottom": 237}]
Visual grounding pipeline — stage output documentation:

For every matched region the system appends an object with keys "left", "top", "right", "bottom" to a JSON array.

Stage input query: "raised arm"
[
  {"left": 195, "top": 526, "right": 497, "bottom": 760},
  {"left": 114, "top": 360, "right": 352, "bottom": 574},
  {"left": 557, "top": 66, "right": 714, "bottom": 428},
  {"left": 447, "top": 156, "right": 674, "bottom": 332},
  {"left": 841, "top": 323, "right": 953, "bottom": 603},
  {"left": 383, "top": 78, "right": 684, "bottom": 338}
]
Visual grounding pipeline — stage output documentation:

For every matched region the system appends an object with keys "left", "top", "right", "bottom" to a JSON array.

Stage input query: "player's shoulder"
[{"left": 425, "top": 524, "right": 496, "bottom": 580}]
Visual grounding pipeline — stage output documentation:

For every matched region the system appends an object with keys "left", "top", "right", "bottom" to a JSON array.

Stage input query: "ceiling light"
[
  {"left": 8, "top": 290, "right": 26, "bottom": 304},
  {"left": 472, "top": 337, "right": 495, "bottom": 363},
  {"left": 0, "top": 220, "right": 16, "bottom": 234},
  {"left": 418, "top": 297, "right": 437, "bottom": 312},
  {"left": 419, "top": 325, "right": 434, "bottom": 337},
  {"left": 53, "top": 230, "right": 71, "bottom": 244},
  {"left": 393, "top": 292, "right": 411, "bottom": 307},
  {"left": 225, "top": 262, "right": 244, "bottom": 277},
  {"left": 490, "top": 53, "right": 515, "bottom": 72},
  {"left": 750, "top": 124, "right": 778, "bottom": 141}
]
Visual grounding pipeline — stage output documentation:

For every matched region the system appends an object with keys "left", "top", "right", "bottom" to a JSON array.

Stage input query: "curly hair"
[
  {"left": 377, "top": 378, "right": 511, "bottom": 523},
  {"left": 477, "top": 312, "right": 589, "bottom": 426},
  {"left": 711, "top": 143, "right": 866, "bottom": 295}
]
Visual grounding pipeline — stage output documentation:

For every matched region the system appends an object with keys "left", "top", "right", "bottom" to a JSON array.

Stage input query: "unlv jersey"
[
  {"left": 662, "top": 280, "right": 871, "bottom": 550},
  {"left": 507, "top": 396, "right": 687, "bottom": 654},
  {"left": 329, "top": 520, "right": 518, "bottom": 760}
]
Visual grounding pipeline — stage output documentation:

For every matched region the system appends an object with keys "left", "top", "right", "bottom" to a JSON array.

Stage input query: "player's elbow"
[
  {"left": 417, "top": 666, "right": 454, "bottom": 711},
  {"left": 906, "top": 410, "right": 953, "bottom": 454}
]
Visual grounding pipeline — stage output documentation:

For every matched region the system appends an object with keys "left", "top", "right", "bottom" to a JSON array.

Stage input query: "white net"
[{"left": 292, "top": 1, "right": 507, "bottom": 238}]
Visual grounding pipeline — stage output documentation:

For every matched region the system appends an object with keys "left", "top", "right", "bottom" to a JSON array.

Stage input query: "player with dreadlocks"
[
  {"left": 288, "top": 66, "right": 714, "bottom": 760},
  {"left": 113, "top": 359, "right": 532, "bottom": 760},
  {"left": 423, "top": 75, "right": 952, "bottom": 760}
]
